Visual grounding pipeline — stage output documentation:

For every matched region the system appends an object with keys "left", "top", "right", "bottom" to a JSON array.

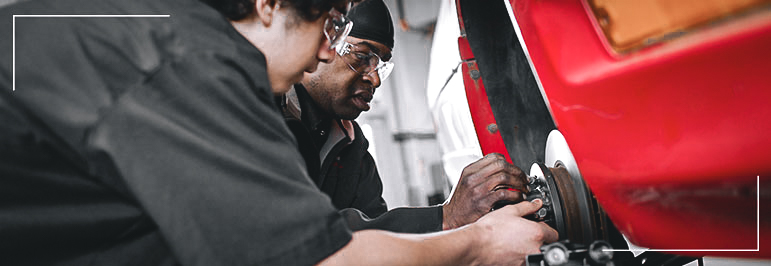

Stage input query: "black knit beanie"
[{"left": 347, "top": 0, "right": 395, "bottom": 49}]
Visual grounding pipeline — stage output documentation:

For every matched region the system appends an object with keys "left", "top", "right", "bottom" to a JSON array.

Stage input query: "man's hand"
[
  {"left": 442, "top": 153, "right": 528, "bottom": 230},
  {"left": 469, "top": 199, "right": 559, "bottom": 266}
]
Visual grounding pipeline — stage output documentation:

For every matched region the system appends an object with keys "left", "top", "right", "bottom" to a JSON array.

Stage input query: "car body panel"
[{"left": 456, "top": 0, "right": 771, "bottom": 258}]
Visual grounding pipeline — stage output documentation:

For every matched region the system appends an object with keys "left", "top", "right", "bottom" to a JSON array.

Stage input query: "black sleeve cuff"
[{"left": 340, "top": 205, "right": 443, "bottom": 233}]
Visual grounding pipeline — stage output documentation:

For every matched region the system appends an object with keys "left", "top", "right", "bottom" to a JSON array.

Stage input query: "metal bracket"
[{"left": 526, "top": 240, "right": 700, "bottom": 266}]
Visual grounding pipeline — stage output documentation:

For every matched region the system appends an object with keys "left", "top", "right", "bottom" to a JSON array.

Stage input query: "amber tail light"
[{"left": 587, "top": 0, "right": 771, "bottom": 52}]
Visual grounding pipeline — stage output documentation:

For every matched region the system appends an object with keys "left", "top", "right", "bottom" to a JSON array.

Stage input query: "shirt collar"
[
  {"left": 288, "top": 84, "right": 333, "bottom": 133},
  {"left": 285, "top": 84, "right": 356, "bottom": 143}
]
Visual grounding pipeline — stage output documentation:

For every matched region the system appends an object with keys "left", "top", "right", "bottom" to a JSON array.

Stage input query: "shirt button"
[{"left": 319, "top": 130, "right": 326, "bottom": 136}]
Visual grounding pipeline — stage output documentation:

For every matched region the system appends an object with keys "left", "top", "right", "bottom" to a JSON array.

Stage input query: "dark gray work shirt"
[{"left": 0, "top": 0, "right": 351, "bottom": 265}]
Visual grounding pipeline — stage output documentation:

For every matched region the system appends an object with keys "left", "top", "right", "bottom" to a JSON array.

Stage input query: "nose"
[
  {"left": 363, "top": 70, "right": 382, "bottom": 88},
  {"left": 318, "top": 40, "right": 336, "bottom": 64}
]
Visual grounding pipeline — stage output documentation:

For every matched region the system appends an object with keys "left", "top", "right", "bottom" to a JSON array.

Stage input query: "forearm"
[
  {"left": 320, "top": 201, "right": 559, "bottom": 266},
  {"left": 318, "top": 227, "right": 478, "bottom": 266}
]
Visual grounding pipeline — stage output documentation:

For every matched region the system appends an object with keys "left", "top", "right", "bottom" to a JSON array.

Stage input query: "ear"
[{"left": 254, "top": 0, "right": 278, "bottom": 27}]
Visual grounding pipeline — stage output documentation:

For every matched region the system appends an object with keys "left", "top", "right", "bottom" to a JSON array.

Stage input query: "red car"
[{"left": 454, "top": 0, "right": 771, "bottom": 263}]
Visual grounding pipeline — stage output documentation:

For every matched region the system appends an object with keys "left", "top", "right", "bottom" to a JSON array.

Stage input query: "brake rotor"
[
  {"left": 530, "top": 163, "right": 601, "bottom": 245},
  {"left": 528, "top": 130, "right": 628, "bottom": 248}
]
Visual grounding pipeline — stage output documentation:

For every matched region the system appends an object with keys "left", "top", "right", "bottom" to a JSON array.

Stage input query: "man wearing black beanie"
[{"left": 282, "top": 0, "right": 534, "bottom": 233}]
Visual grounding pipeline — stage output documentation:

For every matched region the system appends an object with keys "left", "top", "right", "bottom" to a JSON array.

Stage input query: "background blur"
[
  {"left": 355, "top": 0, "right": 489, "bottom": 210},
  {"left": 356, "top": 0, "right": 474, "bottom": 209}
]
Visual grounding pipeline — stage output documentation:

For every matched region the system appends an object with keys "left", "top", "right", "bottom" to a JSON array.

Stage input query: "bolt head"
[
  {"left": 544, "top": 246, "right": 569, "bottom": 265},
  {"left": 537, "top": 208, "right": 548, "bottom": 218},
  {"left": 470, "top": 69, "right": 481, "bottom": 79},
  {"left": 486, "top": 123, "right": 498, "bottom": 133},
  {"left": 589, "top": 241, "right": 614, "bottom": 263}
]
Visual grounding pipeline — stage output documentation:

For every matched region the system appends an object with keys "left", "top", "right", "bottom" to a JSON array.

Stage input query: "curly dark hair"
[{"left": 201, "top": 0, "right": 350, "bottom": 21}]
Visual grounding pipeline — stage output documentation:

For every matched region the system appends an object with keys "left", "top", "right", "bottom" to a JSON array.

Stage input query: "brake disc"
[{"left": 528, "top": 130, "right": 628, "bottom": 248}]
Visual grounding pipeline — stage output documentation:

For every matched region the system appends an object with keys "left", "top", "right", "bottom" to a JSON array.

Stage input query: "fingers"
[
  {"left": 499, "top": 199, "right": 543, "bottom": 217},
  {"left": 452, "top": 153, "right": 530, "bottom": 215},
  {"left": 484, "top": 188, "right": 525, "bottom": 208},
  {"left": 460, "top": 153, "right": 506, "bottom": 177},
  {"left": 475, "top": 156, "right": 517, "bottom": 180},
  {"left": 499, "top": 200, "right": 559, "bottom": 244},
  {"left": 480, "top": 165, "right": 526, "bottom": 192},
  {"left": 460, "top": 154, "right": 526, "bottom": 191},
  {"left": 539, "top": 222, "right": 559, "bottom": 243}
]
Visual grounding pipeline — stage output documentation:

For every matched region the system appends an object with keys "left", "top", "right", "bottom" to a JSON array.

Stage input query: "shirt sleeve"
[
  {"left": 349, "top": 151, "right": 389, "bottom": 217},
  {"left": 84, "top": 52, "right": 351, "bottom": 266},
  {"left": 340, "top": 206, "right": 443, "bottom": 233},
  {"left": 347, "top": 150, "right": 444, "bottom": 233}
]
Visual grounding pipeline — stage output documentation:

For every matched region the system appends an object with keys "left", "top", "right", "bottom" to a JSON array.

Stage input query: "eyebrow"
[
  {"left": 333, "top": 2, "right": 351, "bottom": 14},
  {"left": 355, "top": 41, "right": 392, "bottom": 61}
]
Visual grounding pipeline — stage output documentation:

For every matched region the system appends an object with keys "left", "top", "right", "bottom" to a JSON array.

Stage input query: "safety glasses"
[
  {"left": 324, "top": 8, "right": 353, "bottom": 52},
  {"left": 336, "top": 41, "right": 394, "bottom": 82}
]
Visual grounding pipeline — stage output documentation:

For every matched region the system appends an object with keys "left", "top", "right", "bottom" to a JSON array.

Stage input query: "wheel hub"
[{"left": 527, "top": 130, "right": 624, "bottom": 246}]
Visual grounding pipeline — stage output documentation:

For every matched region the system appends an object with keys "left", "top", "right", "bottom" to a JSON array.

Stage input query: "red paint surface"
[
  {"left": 458, "top": 36, "right": 512, "bottom": 163},
  {"left": 457, "top": 0, "right": 771, "bottom": 258}
]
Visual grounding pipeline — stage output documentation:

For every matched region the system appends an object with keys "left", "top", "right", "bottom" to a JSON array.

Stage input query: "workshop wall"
[{"left": 357, "top": 0, "right": 449, "bottom": 208}]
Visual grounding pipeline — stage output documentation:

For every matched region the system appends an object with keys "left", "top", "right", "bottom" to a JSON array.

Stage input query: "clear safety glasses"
[
  {"left": 324, "top": 8, "right": 353, "bottom": 52},
  {"left": 336, "top": 41, "right": 394, "bottom": 81}
]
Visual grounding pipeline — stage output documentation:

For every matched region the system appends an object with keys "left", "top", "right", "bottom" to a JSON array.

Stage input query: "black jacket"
[
  {"left": 282, "top": 85, "right": 443, "bottom": 233},
  {"left": 0, "top": 0, "right": 350, "bottom": 265}
]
